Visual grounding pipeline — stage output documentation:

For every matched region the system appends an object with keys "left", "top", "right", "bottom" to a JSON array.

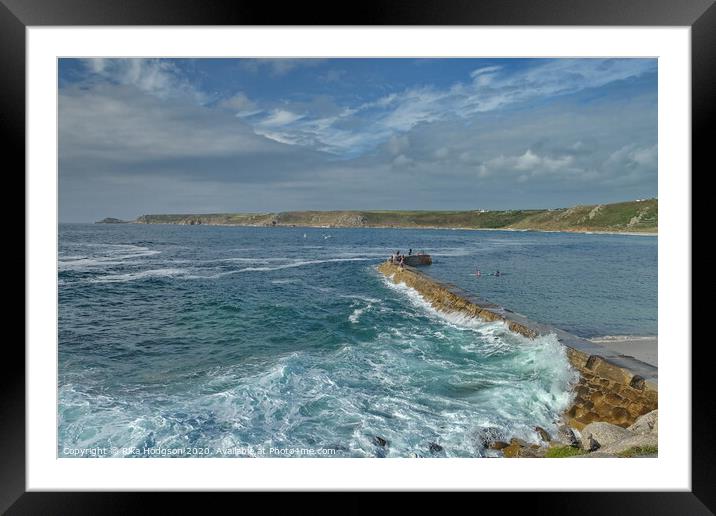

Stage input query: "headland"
[{"left": 133, "top": 199, "right": 657, "bottom": 235}]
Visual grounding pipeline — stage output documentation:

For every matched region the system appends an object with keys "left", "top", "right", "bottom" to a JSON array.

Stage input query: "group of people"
[
  {"left": 388, "top": 248, "right": 427, "bottom": 268},
  {"left": 388, "top": 249, "right": 501, "bottom": 277},
  {"left": 389, "top": 250, "right": 406, "bottom": 268}
]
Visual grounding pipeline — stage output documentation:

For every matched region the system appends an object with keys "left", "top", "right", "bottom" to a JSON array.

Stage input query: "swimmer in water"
[
  {"left": 495, "top": 270, "right": 501, "bottom": 277},
  {"left": 476, "top": 269, "right": 481, "bottom": 277}
]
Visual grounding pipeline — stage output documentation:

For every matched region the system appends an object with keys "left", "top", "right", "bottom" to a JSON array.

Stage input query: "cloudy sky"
[{"left": 59, "top": 58, "right": 657, "bottom": 222}]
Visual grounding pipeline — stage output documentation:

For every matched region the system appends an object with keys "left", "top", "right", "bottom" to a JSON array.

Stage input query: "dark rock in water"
[
  {"left": 428, "top": 442, "right": 443, "bottom": 453},
  {"left": 474, "top": 427, "right": 505, "bottom": 449},
  {"left": 373, "top": 436, "right": 388, "bottom": 447},
  {"left": 535, "top": 426, "right": 552, "bottom": 442},
  {"left": 489, "top": 440, "right": 510, "bottom": 450}
]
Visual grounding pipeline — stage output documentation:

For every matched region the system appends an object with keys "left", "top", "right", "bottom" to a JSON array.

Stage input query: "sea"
[{"left": 58, "top": 224, "right": 657, "bottom": 458}]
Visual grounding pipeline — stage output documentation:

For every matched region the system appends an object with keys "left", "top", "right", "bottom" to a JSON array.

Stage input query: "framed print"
[{"left": 6, "top": 0, "right": 711, "bottom": 512}]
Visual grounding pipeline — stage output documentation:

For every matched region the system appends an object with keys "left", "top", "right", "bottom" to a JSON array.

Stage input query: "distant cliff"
[{"left": 134, "top": 199, "right": 657, "bottom": 234}]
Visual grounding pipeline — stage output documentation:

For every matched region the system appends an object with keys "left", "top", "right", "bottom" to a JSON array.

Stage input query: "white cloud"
[
  {"left": 86, "top": 58, "right": 107, "bottom": 74},
  {"left": 59, "top": 58, "right": 658, "bottom": 220},
  {"left": 470, "top": 65, "right": 502, "bottom": 78},
  {"left": 631, "top": 145, "right": 658, "bottom": 167},
  {"left": 82, "top": 58, "right": 205, "bottom": 103},
  {"left": 605, "top": 144, "right": 658, "bottom": 171},
  {"left": 257, "top": 109, "right": 305, "bottom": 128},
  {"left": 59, "top": 83, "right": 283, "bottom": 163},
  {"left": 470, "top": 65, "right": 502, "bottom": 86},
  {"left": 240, "top": 58, "right": 327, "bottom": 76},
  {"left": 514, "top": 149, "right": 542, "bottom": 170},
  {"left": 219, "top": 92, "right": 262, "bottom": 118},
  {"left": 479, "top": 149, "right": 577, "bottom": 180},
  {"left": 253, "top": 59, "right": 656, "bottom": 157}
]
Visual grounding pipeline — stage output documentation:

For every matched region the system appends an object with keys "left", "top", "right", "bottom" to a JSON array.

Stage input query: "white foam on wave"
[
  {"left": 498, "top": 332, "right": 580, "bottom": 424},
  {"left": 349, "top": 301, "right": 376, "bottom": 324},
  {"left": 87, "top": 268, "right": 188, "bottom": 283},
  {"left": 221, "top": 257, "right": 292, "bottom": 263},
  {"left": 75, "top": 256, "right": 380, "bottom": 283},
  {"left": 180, "top": 257, "right": 378, "bottom": 280},
  {"left": 348, "top": 307, "right": 366, "bottom": 324},
  {"left": 60, "top": 244, "right": 160, "bottom": 270},
  {"left": 380, "top": 275, "right": 507, "bottom": 334},
  {"left": 59, "top": 324, "right": 579, "bottom": 458},
  {"left": 271, "top": 278, "right": 301, "bottom": 285},
  {"left": 342, "top": 293, "right": 382, "bottom": 324},
  {"left": 59, "top": 258, "right": 148, "bottom": 270},
  {"left": 341, "top": 294, "right": 381, "bottom": 304},
  {"left": 59, "top": 237, "right": 582, "bottom": 457},
  {"left": 80, "top": 243, "right": 159, "bottom": 255},
  {"left": 235, "top": 257, "right": 375, "bottom": 273},
  {"left": 378, "top": 272, "right": 579, "bottom": 439}
]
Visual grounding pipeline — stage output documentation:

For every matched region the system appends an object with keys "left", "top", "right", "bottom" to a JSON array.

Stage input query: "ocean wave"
[
  {"left": 380, "top": 275, "right": 507, "bottom": 334},
  {"left": 58, "top": 228, "right": 590, "bottom": 458},
  {"left": 59, "top": 244, "right": 161, "bottom": 270},
  {"left": 182, "top": 257, "right": 380, "bottom": 280},
  {"left": 349, "top": 303, "right": 371, "bottom": 324},
  {"left": 67, "top": 257, "right": 381, "bottom": 284},
  {"left": 234, "top": 257, "right": 377, "bottom": 273},
  {"left": 58, "top": 324, "right": 577, "bottom": 458}
]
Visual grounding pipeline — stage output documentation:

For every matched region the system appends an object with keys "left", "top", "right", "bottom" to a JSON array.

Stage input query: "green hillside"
[{"left": 134, "top": 199, "right": 657, "bottom": 234}]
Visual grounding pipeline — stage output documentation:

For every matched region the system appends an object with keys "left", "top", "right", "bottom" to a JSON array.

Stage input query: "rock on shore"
[{"left": 494, "top": 409, "right": 658, "bottom": 458}]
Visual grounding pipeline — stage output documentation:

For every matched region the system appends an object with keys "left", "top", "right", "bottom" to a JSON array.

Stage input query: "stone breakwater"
[{"left": 376, "top": 262, "right": 658, "bottom": 430}]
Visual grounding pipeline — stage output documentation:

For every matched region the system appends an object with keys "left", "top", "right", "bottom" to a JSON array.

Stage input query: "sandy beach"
[{"left": 589, "top": 335, "right": 658, "bottom": 367}]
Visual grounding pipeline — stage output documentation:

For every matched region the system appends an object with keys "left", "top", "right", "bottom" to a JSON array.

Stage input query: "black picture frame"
[{"left": 4, "top": 0, "right": 709, "bottom": 512}]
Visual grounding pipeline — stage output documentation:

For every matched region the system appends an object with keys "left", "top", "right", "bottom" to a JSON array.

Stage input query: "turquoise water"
[{"left": 58, "top": 224, "right": 656, "bottom": 457}]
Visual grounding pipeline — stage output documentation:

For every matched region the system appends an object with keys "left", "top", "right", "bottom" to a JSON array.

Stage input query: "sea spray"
[{"left": 58, "top": 224, "right": 654, "bottom": 457}]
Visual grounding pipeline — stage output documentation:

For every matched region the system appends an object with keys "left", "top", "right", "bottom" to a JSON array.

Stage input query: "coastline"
[{"left": 126, "top": 221, "right": 657, "bottom": 237}]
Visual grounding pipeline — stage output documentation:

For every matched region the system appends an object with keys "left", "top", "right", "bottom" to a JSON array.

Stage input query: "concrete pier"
[{"left": 377, "top": 261, "right": 658, "bottom": 429}]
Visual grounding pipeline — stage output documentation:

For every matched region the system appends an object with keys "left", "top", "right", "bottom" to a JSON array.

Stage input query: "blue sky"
[{"left": 58, "top": 58, "right": 657, "bottom": 221}]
